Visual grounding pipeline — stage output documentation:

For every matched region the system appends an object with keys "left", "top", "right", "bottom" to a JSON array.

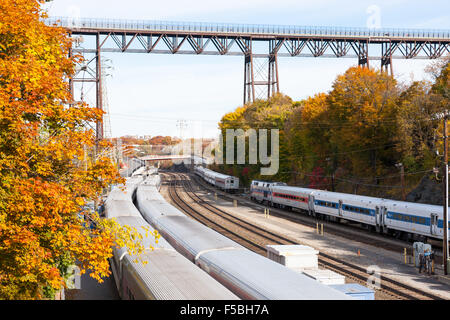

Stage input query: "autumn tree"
[
  {"left": 0, "top": 0, "right": 151, "bottom": 299},
  {"left": 326, "top": 67, "right": 400, "bottom": 180},
  {"left": 285, "top": 93, "right": 331, "bottom": 184},
  {"left": 217, "top": 93, "right": 296, "bottom": 183}
]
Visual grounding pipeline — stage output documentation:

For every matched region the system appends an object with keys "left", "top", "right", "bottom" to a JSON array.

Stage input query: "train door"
[
  {"left": 338, "top": 200, "right": 343, "bottom": 216},
  {"left": 308, "top": 195, "right": 315, "bottom": 216},
  {"left": 381, "top": 207, "right": 388, "bottom": 233},
  {"left": 430, "top": 213, "right": 439, "bottom": 235},
  {"left": 375, "top": 206, "right": 381, "bottom": 232}
]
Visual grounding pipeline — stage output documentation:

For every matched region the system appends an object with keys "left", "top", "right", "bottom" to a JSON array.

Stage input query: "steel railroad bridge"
[{"left": 46, "top": 17, "right": 450, "bottom": 140}]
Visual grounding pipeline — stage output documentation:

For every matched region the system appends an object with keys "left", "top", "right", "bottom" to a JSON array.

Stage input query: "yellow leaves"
[
  {"left": 0, "top": 0, "right": 125, "bottom": 299},
  {"left": 301, "top": 93, "right": 328, "bottom": 122}
]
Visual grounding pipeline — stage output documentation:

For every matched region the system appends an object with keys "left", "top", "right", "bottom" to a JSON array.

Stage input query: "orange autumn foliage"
[{"left": 0, "top": 0, "right": 146, "bottom": 299}]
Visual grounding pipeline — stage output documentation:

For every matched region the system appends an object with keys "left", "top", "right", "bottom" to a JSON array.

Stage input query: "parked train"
[
  {"left": 250, "top": 180, "right": 449, "bottom": 241},
  {"left": 136, "top": 175, "right": 350, "bottom": 300},
  {"left": 194, "top": 166, "right": 239, "bottom": 192},
  {"left": 104, "top": 168, "right": 238, "bottom": 300}
]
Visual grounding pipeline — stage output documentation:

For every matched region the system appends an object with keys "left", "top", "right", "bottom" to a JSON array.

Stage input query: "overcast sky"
[{"left": 43, "top": 0, "right": 450, "bottom": 139}]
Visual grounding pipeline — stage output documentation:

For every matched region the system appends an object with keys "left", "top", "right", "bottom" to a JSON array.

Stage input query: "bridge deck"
[{"left": 46, "top": 17, "right": 450, "bottom": 42}]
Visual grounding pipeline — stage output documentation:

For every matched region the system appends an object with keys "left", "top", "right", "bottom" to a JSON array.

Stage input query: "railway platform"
[
  {"left": 186, "top": 178, "right": 450, "bottom": 300},
  {"left": 65, "top": 267, "right": 120, "bottom": 300}
]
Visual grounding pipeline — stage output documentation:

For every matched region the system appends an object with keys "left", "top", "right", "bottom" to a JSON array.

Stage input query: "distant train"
[
  {"left": 250, "top": 180, "right": 449, "bottom": 241},
  {"left": 194, "top": 166, "right": 239, "bottom": 192}
]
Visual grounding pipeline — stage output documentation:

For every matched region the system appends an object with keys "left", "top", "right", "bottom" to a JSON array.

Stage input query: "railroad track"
[{"left": 162, "top": 171, "right": 444, "bottom": 301}]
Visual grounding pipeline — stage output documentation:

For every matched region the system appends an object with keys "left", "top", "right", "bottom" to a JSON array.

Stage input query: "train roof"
[
  {"left": 137, "top": 186, "right": 186, "bottom": 218},
  {"left": 156, "top": 215, "right": 244, "bottom": 254},
  {"left": 122, "top": 249, "right": 239, "bottom": 300},
  {"left": 381, "top": 198, "right": 445, "bottom": 211},
  {"left": 271, "top": 185, "right": 315, "bottom": 193},
  {"left": 313, "top": 189, "right": 385, "bottom": 203},
  {"left": 114, "top": 215, "right": 172, "bottom": 250},
  {"left": 203, "top": 168, "right": 238, "bottom": 180},
  {"left": 199, "top": 249, "right": 350, "bottom": 300}
]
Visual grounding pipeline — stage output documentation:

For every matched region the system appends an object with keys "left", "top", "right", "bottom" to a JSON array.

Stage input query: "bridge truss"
[{"left": 49, "top": 17, "right": 450, "bottom": 141}]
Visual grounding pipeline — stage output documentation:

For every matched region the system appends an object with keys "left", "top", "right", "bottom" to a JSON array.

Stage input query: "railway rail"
[{"left": 162, "top": 171, "right": 444, "bottom": 300}]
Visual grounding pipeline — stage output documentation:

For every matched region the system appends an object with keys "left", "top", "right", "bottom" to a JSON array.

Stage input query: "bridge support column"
[
  {"left": 268, "top": 55, "right": 280, "bottom": 99},
  {"left": 68, "top": 45, "right": 74, "bottom": 107},
  {"left": 95, "top": 33, "right": 104, "bottom": 144},
  {"left": 381, "top": 42, "right": 394, "bottom": 76},
  {"left": 355, "top": 41, "right": 370, "bottom": 69},
  {"left": 243, "top": 52, "right": 280, "bottom": 105},
  {"left": 244, "top": 53, "right": 255, "bottom": 105}
]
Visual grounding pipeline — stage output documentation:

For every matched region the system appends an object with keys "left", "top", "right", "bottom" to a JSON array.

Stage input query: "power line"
[
  {"left": 285, "top": 142, "right": 403, "bottom": 160},
  {"left": 276, "top": 168, "right": 435, "bottom": 188}
]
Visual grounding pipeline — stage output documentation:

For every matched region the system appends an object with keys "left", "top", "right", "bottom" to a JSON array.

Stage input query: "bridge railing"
[{"left": 46, "top": 17, "right": 450, "bottom": 39}]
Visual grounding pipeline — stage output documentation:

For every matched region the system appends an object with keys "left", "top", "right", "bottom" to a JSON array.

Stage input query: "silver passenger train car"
[
  {"left": 136, "top": 177, "right": 350, "bottom": 300},
  {"left": 250, "top": 180, "right": 287, "bottom": 203},
  {"left": 250, "top": 181, "right": 449, "bottom": 241},
  {"left": 194, "top": 166, "right": 239, "bottom": 192},
  {"left": 105, "top": 169, "right": 238, "bottom": 300}
]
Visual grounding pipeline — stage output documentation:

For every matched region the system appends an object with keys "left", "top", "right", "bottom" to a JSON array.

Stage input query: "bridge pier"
[
  {"left": 381, "top": 42, "right": 394, "bottom": 76},
  {"left": 95, "top": 33, "right": 104, "bottom": 143},
  {"left": 243, "top": 49, "right": 280, "bottom": 105},
  {"left": 355, "top": 41, "right": 370, "bottom": 69},
  {"left": 68, "top": 32, "right": 105, "bottom": 146},
  {"left": 243, "top": 53, "right": 255, "bottom": 104}
]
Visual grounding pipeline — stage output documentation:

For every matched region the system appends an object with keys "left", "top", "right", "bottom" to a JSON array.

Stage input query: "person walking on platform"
[
  {"left": 418, "top": 252, "right": 425, "bottom": 273},
  {"left": 425, "top": 249, "right": 434, "bottom": 276},
  {"left": 424, "top": 249, "right": 433, "bottom": 275}
]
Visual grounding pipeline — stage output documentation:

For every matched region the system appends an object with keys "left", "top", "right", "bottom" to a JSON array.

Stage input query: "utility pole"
[
  {"left": 395, "top": 162, "right": 405, "bottom": 201},
  {"left": 444, "top": 113, "right": 449, "bottom": 275},
  {"left": 400, "top": 164, "right": 405, "bottom": 201}
]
